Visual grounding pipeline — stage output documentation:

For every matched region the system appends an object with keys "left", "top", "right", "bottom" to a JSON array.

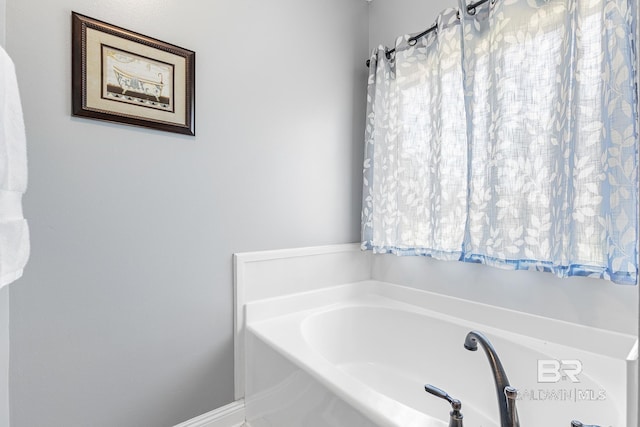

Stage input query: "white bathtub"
[{"left": 244, "top": 281, "right": 638, "bottom": 427}]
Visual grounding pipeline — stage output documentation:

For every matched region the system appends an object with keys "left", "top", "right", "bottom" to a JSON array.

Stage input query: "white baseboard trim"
[{"left": 173, "top": 400, "right": 245, "bottom": 427}]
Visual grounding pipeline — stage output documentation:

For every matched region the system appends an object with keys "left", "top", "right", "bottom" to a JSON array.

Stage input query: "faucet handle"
[
  {"left": 424, "top": 384, "right": 462, "bottom": 410},
  {"left": 571, "top": 421, "right": 600, "bottom": 427},
  {"left": 424, "top": 384, "right": 463, "bottom": 427}
]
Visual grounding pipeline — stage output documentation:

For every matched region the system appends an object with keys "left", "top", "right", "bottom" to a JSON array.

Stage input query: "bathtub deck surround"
[
  {"left": 234, "top": 244, "right": 372, "bottom": 399},
  {"left": 244, "top": 281, "right": 637, "bottom": 426},
  {"left": 234, "top": 245, "right": 638, "bottom": 427}
]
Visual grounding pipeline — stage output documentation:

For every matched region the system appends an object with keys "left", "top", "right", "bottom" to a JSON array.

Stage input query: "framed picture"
[{"left": 72, "top": 12, "right": 195, "bottom": 135}]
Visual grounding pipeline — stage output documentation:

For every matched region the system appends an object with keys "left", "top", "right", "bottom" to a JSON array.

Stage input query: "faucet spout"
[{"left": 464, "top": 331, "right": 519, "bottom": 427}]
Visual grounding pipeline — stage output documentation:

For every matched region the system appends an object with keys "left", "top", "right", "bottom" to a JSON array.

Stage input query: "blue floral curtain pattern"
[
  {"left": 458, "top": 0, "right": 638, "bottom": 284},
  {"left": 362, "top": 0, "right": 639, "bottom": 284}
]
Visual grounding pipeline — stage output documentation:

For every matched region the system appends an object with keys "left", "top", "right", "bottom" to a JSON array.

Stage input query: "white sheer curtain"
[
  {"left": 362, "top": 0, "right": 638, "bottom": 284},
  {"left": 362, "top": 9, "right": 467, "bottom": 260}
]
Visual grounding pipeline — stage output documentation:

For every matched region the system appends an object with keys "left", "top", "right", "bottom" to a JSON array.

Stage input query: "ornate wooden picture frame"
[{"left": 72, "top": 12, "right": 195, "bottom": 135}]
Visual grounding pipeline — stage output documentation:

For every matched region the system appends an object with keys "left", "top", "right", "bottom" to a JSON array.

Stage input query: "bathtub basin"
[{"left": 244, "top": 280, "right": 638, "bottom": 427}]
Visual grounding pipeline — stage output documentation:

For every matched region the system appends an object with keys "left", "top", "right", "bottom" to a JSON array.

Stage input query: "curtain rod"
[{"left": 366, "top": 0, "right": 492, "bottom": 67}]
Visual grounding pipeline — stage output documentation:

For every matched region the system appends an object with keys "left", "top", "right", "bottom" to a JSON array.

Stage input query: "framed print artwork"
[{"left": 72, "top": 12, "right": 195, "bottom": 135}]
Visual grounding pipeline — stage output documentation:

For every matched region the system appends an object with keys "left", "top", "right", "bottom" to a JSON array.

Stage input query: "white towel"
[{"left": 0, "top": 46, "right": 29, "bottom": 288}]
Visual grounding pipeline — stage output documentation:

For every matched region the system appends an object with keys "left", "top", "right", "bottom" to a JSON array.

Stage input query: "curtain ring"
[
  {"left": 408, "top": 38, "right": 417, "bottom": 46},
  {"left": 456, "top": 10, "right": 461, "bottom": 19}
]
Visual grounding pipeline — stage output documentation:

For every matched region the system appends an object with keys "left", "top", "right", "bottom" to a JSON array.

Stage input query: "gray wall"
[
  {"left": 368, "top": 0, "right": 455, "bottom": 49},
  {"left": 1, "top": 5, "right": 11, "bottom": 427},
  {"left": 6, "top": 0, "right": 368, "bottom": 426},
  {"left": 369, "top": 0, "right": 638, "bottom": 336},
  {"left": 0, "top": 288, "right": 8, "bottom": 427},
  {"left": 0, "top": 0, "right": 5, "bottom": 46}
]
